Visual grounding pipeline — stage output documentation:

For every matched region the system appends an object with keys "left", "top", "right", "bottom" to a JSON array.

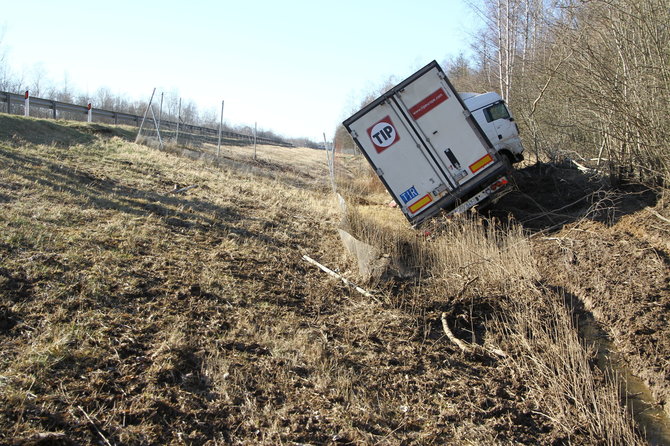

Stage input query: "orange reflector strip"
[
  {"left": 408, "top": 194, "right": 432, "bottom": 213},
  {"left": 469, "top": 154, "right": 493, "bottom": 173}
]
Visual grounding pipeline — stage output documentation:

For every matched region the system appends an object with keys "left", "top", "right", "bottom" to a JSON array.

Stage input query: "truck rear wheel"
[{"left": 501, "top": 151, "right": 513, "bottom": 172}]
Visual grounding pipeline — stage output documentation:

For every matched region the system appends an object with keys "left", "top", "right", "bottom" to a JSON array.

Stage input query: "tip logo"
[{"left": 367, "top": 116, "right": 400, "bottom": 153}]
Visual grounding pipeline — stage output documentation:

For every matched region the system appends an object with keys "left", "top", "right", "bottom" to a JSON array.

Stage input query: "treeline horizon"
[{"left": 0, "top": 58, "right": 320, "bottom": 149}]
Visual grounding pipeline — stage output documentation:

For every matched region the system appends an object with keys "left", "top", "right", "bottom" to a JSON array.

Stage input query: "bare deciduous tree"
[{"left": 465, "top": 0, "right": 669, "bottom": 185}]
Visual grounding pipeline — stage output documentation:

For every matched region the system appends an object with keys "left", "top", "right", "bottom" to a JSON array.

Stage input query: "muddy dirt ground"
[
  {"left": 1, "top": 119, "right": 669, "bottom": 445},
  {"left": 0, "top": 129, "right": 555, "bottom": 445},
  {"left": 493, "top": 163, "right": 670, "bottom": 422}
]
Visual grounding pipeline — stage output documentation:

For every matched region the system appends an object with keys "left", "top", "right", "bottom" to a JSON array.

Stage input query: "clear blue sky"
[{"left": 1, "top": 0, "right": 480, "bottom": 141}]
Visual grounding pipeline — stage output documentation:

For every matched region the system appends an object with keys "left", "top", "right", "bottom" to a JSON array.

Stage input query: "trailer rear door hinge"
[{"left": 375, "top": 168, "right": 384, "bottom": 176}]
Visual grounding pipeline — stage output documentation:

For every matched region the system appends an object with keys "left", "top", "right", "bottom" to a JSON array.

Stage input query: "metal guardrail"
[
  {"left": 1, "top": 91, "right": 140, "bottom": 125},
  {"left": 0, "top": 90, "right": 293, "bottom": 147}
]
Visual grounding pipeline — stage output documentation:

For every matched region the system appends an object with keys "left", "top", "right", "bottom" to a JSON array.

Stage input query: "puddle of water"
[{"left": 579, "top": 317, "right": 670, "bottom": 445}]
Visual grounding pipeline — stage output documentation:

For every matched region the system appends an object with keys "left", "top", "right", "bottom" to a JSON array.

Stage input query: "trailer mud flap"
[{"left": 448, "top": 176, "right": 509, "bottom": 216}]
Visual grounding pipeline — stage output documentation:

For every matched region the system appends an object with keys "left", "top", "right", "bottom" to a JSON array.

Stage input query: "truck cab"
[{"left": 460, "top": 92, "right": 524, "bottom": 165}]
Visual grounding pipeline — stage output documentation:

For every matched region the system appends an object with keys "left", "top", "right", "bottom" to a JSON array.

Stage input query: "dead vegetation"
[
  {"left": 1, "top": 114, "right": 669, "bottom": 444},
  {"left": 334, "top": 149, "right": 669, "bottom": 444}
]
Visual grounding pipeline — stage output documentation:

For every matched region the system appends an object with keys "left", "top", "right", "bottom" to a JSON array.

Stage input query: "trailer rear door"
[
  {"left": 343, "top": 61, "right": 506, "bottom": 225},
  {"left": 392, "top": 64, "right": 498, "bottom": 186},
  {"left": 345, "top": 99, "right": 455, "bottom": 219}
]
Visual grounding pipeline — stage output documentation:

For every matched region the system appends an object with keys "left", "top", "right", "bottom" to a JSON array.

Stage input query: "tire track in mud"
[
  {"left": 485, "top": 162, "right": 670, "bottom": 442},
  {"left": 532, "top": 220, "right": 670, "bottom": 444}
]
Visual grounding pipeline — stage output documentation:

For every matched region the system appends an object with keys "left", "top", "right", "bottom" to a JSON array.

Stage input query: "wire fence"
[
  {"left": 0, "top": 90, "right": 293, "bottom": 150},
  {"left": 138, "top": 112, "right": 292, "bottom": 153}
]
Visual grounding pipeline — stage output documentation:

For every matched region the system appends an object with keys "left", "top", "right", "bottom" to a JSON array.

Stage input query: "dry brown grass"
[
  {"left": 335, "top": 153, "right": 651, "bottom": 444},
  {"left": 489, "top": 285, "right": 644, "bottom": 445},
  {"left": 0, "top": 114, "right": 661, "bottom": 444}
]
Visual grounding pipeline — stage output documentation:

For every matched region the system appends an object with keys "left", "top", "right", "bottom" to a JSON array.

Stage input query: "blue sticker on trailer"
[{"left": 400, "top": 186, "right": 419, "bottom": 204}]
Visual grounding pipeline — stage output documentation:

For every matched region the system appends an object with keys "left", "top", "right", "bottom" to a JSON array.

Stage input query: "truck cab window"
[{"left": 484, "top": 102, "right": 511, "bottom": 122}]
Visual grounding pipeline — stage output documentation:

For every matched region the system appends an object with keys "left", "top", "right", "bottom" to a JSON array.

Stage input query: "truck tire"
[{"left": 501, "top": 151, "right": 513, "bottom": 172}]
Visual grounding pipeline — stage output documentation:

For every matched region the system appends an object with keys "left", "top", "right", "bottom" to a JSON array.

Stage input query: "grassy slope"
[
  {"left": 0, "top": 114, "right": 658, "bottom": 444},
  {"left": 0, "top": 115, "right": 346, "bottom": 444}
]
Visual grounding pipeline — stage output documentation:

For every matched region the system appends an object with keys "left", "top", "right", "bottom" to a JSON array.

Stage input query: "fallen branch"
[
  {"left": 455, "top": 276, "right": 479, "bottom": 300},
  {"left": 78, "top": 406, "right": 113, "bottom": 446},
  {"left": 646, "top": 207, "right": 670, "bottom": 225},
  {"left": 302, "top": 254, "right": 379, "bottom": 303},
  {"left": 440, "top": 312, "right": 508, "bottom": 358},
  {"left": 441, "top": 312, "right": 472, "bottom": 353},
  {"left": 171, "top": 184, "right": 198, "bottom": 194},
  {"left": 571, "top": 159, "right": 596, "bottom": 174},
  {"left": 486, "top": 347, "right": 508, "bottom": 358},
  {"left": 521, "top": 193, "right": 591, "bottom": 225}
]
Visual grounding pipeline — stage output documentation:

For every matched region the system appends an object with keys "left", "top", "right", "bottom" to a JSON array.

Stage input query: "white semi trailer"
[{"left": 343, "top": 60, "right": 523, "bottom": 226}]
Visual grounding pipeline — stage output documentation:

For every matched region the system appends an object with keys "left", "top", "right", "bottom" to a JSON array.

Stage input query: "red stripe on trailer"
[{"left": 409, "top": 88, "right": 449, "bottom": 120}]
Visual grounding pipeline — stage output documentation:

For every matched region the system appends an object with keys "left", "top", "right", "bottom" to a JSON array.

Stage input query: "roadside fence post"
[
  {"left": 158, "top": 92, "right": 163, "bottom": 130},
  {"left": 175, "top": 97, "right": 181, "bottom": 145},
  {"left": 87, "top": 103, "right": 92, "bottom": 123},
  {"left": 217, "top": 100, "right": 224, "bottom": 157},
  {"left": 24, "top": 90, "right": 29, "bottom": 117},
  {"left": 136, "top": 88, "right": 156, "bottom": 143}
]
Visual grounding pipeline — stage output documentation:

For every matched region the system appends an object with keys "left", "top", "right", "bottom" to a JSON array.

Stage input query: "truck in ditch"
[{"left": 342, "top": 60, "right": 523, "bottom": 226}]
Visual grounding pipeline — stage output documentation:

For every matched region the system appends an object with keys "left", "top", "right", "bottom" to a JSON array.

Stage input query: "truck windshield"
[{"left": 484, "top": 102, "right": 511, "bottom": 122}]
